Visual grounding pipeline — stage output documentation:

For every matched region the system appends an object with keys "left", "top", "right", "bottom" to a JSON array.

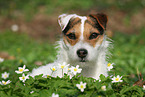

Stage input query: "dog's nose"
[{"left": 77, "top": 49, "right": 88, "bottom": 58}]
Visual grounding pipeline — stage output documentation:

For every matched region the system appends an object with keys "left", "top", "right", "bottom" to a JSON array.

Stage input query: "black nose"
[{"left": 77, "top": 49, "right": 88, "bottom": 58}]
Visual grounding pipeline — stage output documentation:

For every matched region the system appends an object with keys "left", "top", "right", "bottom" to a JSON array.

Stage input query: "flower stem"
[
  {"left": 62, "top": 69, "right": 64, "bottom": 77},
  {"left": 51, "top": 71, "right": 54, "bottom": 76}
]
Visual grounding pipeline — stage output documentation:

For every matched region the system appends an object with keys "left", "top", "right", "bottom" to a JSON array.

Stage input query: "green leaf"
[
  {"left": 29, "top": 92, "right": 39, "bottom": 97},
  {"left": 106, "top": 89, "right": 114, "bottom": 96},
  {"left": 84, "top": 91, "right": 94, "bottom": 97},
  {"left": 120, "top": 86, "right": 144, "bottom": 97},
  {"left": 58, "top": 89, "right": 78, "bottom": 97},
  {"left": 39, "top": 89, "right": 51, "bottom": 97},
  {"left": 99, "top": 74, "right": 106, "bottom": 81},
  {"left": 0, "top": 91, "right": 8, "bottom": 96},
  {"left": 34, "top": 74, "right": 43, "bottom": 79},
  {"left": 13, "top": 81, "right": 23, "bottom": 91},
  {"left": 26, "top": 76, "right": 35, "bottom": 85}
]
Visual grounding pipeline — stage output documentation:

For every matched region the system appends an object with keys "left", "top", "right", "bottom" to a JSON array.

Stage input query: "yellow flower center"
[
  {"left": 115, "top": 78, "right": 119, "bottom": 81},
  {"left": 2, "top": 81, "right": 7, "bottom": 85},
  {"left": 74, "top": 68, "right": 78, "bottom": 71},
  {"left": 4, "top": 75, "right": 8, "bottom": 78},
  {"left": 68, "top": 68, "right": 71, "bottom": 70},
  {"left": 107, "top": 63, "right": 111, "bottom": 67},
  {"left": 80, "top": 85, "right": 84, "bottom": 89},
  {"left": 22, "top": 76, "right": 25, "bottom": 80},
  {"left": 47, "top": 75, "right": 49, "bottom": 78},
  {"left": 19, "top": 68, "right": 24, "bottom": 72},
  {"left": 61, "top": 65, "right": 65, "bottom": 69},
  {"left": 52, "top": 68, "right": 56, "bottom": 71}
]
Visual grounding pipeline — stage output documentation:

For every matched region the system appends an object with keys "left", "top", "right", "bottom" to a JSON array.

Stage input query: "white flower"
[
  {"left": 52, "top": 93, "right": 59, "bottom": 97},
  {"left": 30, "top": 91, "right": 34, "bottom": 94},
  {"left": 107, "top": 63, "right": 114, "bottom": 71},
  {"left": 11, "top": 24, "right": 19, "bottom": 32},
  {"left": 15, "top": 65, "right": 29, "bottom": 74},
  {"left": 101, "top": 85, "right": 106, "bottom": 91},
  {"left": 70, "top": 65, "right": 82, "bottom": 75},
  {"left": 50, "top": 66, "right": 57, "bottom": 72},
  {"left": 110, "top": 75, "right": 113, "bottom": 78},
  {"left": 2, "top": 72, "right": 9, "bottom": 79},
  {"left": 67, "top": 72, "right": 74, "bottom": 79},
  {"left": 143, "top": 85, "right": 145, "bottom": 90},
  {"left": 0, "top": 57, "right": 4, "bottom": 63},
  {"left": 19, "top": 73, "right": 29, "bottom": 82},
  {"left": 58, "top": 62, "right": 69, "bottom": 69},
  {"left": 76, "top": 81, "right": 87, "bottom": 92},
  {"left": 0, "top": 80, "right": 11, "bottom": 85},
  {"left": 111, "top": 75, "right": 123, "bottom": 83}
]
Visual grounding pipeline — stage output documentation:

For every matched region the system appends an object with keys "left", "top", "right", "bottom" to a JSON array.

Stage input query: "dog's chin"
[{"left": 79, "top": 58, "right": 87, "bottom": 63}]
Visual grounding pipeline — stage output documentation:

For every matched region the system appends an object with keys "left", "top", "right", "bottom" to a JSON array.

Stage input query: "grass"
[
  {"left": 110, "top": 28, "right": 145, "bottom": 83},
  {"left": 0, "top": 31, "right": 56, "bottom": 81}
]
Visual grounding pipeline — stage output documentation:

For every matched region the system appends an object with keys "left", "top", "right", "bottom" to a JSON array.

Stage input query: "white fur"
[
  {"left": 58, "top": 14, "right": 77, "bottom": 31},
  {"left": 30, "top": 14, "right": 110, "bottom": 80}
]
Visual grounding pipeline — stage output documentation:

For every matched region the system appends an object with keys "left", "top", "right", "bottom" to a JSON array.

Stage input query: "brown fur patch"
[
  {"left": 83, "top": 17, "right": 104, "bottom": 47},
  {"left": 63, "top": 18, "right": 81, "bottom": 46}
]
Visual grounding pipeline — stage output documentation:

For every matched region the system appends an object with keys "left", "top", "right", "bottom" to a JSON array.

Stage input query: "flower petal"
[
  {"left": 80, "top": 89, "right": 84, "bottom": 92},
  {"left": 24, "top": 69, "right": 29, "bottom": 71},
  {"left": 19, "top": 77, "right": 22, "bottom": 80},
  {"left": 117, "top": 75, "right": 120, "bottom": 78},
  {"left": 76, "top": 65, "right": 79, "bottom": 68},
  {"left": 76, "top": 84, "right": 80, "bottom": 87},
  {"left": 23, "top": 65, "right": 26, "bottom": 69},
  {"left": 15, "top": 71, "right": 21, "bottom": 74},
  {"left": 22, "top": 73, "right": 25, "bottom": 76}
]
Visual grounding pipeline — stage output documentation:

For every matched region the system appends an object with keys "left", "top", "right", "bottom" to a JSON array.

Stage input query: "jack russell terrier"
[{"left": 30, "top": 13, "right": 110, "bottom": 80}]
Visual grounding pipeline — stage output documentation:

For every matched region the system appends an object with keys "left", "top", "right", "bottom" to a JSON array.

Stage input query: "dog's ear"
[
  {"left": 58, "top": 14, "right": 77, "bottom": 31},
  {"left": 89, "top": 13, "right": 108, "bottom": 30}
]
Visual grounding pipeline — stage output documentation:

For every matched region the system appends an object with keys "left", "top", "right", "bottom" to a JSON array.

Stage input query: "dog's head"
[{"left": 58, "top": 13, "right": 108, "bottom": 64}]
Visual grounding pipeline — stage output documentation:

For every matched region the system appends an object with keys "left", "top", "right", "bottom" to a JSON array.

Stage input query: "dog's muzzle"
[{"left": 77, "top": 49, "right": 88, "bottom": 62}]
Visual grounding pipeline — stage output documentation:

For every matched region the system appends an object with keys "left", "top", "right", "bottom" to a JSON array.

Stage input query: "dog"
[{"left": 30, "top": 13, "right": 110, "bottom": 80}]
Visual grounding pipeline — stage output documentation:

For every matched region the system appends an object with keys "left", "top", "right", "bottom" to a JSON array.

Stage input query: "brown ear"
[{"left": 89, "top": 13, "right": 108, "bottom": 30}]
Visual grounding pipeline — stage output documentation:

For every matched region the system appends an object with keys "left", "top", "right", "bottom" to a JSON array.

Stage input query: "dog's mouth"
[{"left": 80, "top": 58, "right": 86, "bottom": 62}]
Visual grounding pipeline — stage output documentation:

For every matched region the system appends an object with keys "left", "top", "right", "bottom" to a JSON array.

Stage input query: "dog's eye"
[
  {"left": 89, "top": 33, "right": 99, "bottom": 40},
  {"left": 66, "top": 33, "right": 76, "bottom": 40}
]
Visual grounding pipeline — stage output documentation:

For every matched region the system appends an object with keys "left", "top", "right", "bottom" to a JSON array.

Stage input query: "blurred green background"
[{"left": 0, "top": 0, "right": 145, "bottom": 83}]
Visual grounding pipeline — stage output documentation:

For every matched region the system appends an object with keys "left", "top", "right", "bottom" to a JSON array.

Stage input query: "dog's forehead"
[
  {"left": 58, "top": 14, "right": 87, "bottom": 32},
  {"left": 58, "top": 13, "right": 107, "bottom": 34}
]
